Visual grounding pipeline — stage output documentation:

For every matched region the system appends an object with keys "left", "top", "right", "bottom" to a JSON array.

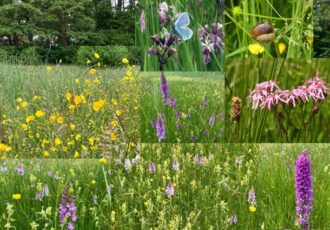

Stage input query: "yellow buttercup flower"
[
  {"left": 74, "top": 95, "right": 82, "bottom": 105},
  {"left": 92, "top": 99, "right": 106, "bottom": 112},
  {"left": 57, "top": 116, "right": 64, "bottom": 124},
  {"left": 115, "top": 110, "right": 122, "bottom": 116},
  {"left": 49, "top": 115, "right": 56, "bottom": 123},
  {"left": 68, "top": 104, "right": 76, "bottom": 110},
  {"left": 74, "top": 151, "right": 79, "bottom": 159},
  {"left": 47, "top": 66, "right": 52, "bottom": 72},
  {"left": 89, "top": 69, "right": 97, "bottom": 75},
  {"left": 66, "top": 91, "right": 72, "bottom": 101},
  {"left": 89, "top": 137, "right": 95, "bottom": 145},
  {"left": 249, "top": 205, "right": 257, "bottom": 213},
  {"left": 122, "top": 58, "right": 129, "bottom": 64},
  {"left": 0, "top": 143, "right": 12, "bottom": 152},
  {"left": 35, "top": 110, "right": 46, "bottom": 117},
  {"left": 110, "top": 132, "right": 116, "bottom": 141},
  {"left": 21, "top": 124, "right": 29, "bottom": 131},
  {"left": 278, "top": 42, "right": 286, "bottom": 54},
  {"left": 99, "top": 158, "right": 107, "bottom": 164},
  {"left": 70, "top": 124, "right": 76, "bottom": 130},
  {"left": 110, "top": 120, "right": 118, "bottom": 127},
  {"left": 86, "top": 59, "right": 91, "bottom": 65},
  {"left": 16, "top": 97, "right": 23, "bottom": 103},
  {"left": 43, "top": 151, "right": 49, "bottom": 158},
  {"left": 248, "top": 43, "right": 265, "bottom": 55},
  {"left": 54, "top": 138, "right": 61, "bottom": 146},
  {"left": 75, "top": 134, "right": 81, "bottom": 141},
  {"left": 91, "top": 180, "right": 96, "bottom": 185},
  {"left": 12, "top": 194, "right": 22, "bottom": 200},
  {"left": 94, "top": 52, "right": 100, "bottom": 59},
  {"left": 21, "top": 102, "right": 28, "bottom": 108},
  {"left": 111, "top": 99, "right": 118, "bottom": 106},
  {"left": 26, "top": 115, "right": 35, "bottom": 123}
]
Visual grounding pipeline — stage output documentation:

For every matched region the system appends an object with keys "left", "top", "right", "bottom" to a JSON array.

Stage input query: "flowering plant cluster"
[
  {"left": 146, "top": 2, "right": 188, "bottom": 70},
  {"left": 246, "top": 72, "right": 329, "bottom": 142},
  {"left": 198, "top": 23, "right": 224, "bottom": 65},
  {"left": 248, "top": 73, "right": 329, "bottom": 111}
]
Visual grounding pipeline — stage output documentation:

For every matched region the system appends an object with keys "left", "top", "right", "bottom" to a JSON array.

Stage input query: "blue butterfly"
[{"left": 172, "top": 12, "right": 193, "bottom": 41}]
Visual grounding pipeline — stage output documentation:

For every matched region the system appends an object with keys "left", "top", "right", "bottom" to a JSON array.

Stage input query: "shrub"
[{"left": 76, "top": 45, "right": 139, "bottom": 66}]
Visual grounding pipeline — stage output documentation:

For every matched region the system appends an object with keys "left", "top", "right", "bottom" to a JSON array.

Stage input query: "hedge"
[{"left": 0, "top": 45, "right": 140, "bottom": 66}]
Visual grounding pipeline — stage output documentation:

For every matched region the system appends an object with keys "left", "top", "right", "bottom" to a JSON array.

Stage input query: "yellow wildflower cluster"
[{"left": 0, "top": 58, "right": 140, "bottom": 159}]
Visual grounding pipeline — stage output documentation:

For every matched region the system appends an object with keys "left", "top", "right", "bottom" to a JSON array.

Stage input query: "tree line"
[{"left": 0, "top": 0, "right": 135, "bottom": 47}]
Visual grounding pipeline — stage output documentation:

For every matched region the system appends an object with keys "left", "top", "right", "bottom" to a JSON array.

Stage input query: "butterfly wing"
[
  {"left": 175, "top": 27, "right": 193, "bottom": 41},
  {"left": 174, "top": 12, "right": 193, "bottom": 41},
  {"left": 175, "top": 12, "right": 190, "bottom": 28}
]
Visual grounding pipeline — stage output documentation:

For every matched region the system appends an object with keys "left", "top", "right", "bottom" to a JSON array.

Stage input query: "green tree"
[
  {"left": 31, "top": 0, "right": 95, "bottom": 46},
  {"left": 0, "top": 1, "right": 41, "bottom": 46}
]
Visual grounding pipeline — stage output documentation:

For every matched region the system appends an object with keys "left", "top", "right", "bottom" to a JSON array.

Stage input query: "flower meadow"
[
  {"left": 1, "top": 144, "right": 330, "bottom": 229},
  {"left": 225, "top": 0, "right": 313, "bottom": 58},
  {"left": 0, "top": 58, "right": 140, "bottom": 159},
  {"left": 1, "top": 0, "right": 330, "bottom": 229},
  {"left": 136, "top": 0, "right": 224, "bottom": 71},
  {"left": 225, "top": 58, "right": 330, "bottom": 143},
  {"left": 141, "top": 72, "right": 225, "bottom": 143}
]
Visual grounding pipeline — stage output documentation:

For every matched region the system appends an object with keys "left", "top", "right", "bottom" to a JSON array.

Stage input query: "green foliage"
[
  {"left": 36, "top": 46, "right": 78, "bottom": 64},
  {"left": 313, "top": 0, "right": 330, "bottom": 57},
  {"left": 76, "top": 46, "right": 140, "bottom": 66},
  {"left": 225, "top": 0, "right": 313, "bottom": 58},
  {"left": 0, "top": 0, "right": 135, "bottom": 49}
]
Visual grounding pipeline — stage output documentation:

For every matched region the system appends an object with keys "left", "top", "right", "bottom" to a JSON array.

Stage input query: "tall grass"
[
  {"left": 225, "top": 0, "right": 313, "bottom": 58},
  {"left": 0, "top": 63, "right": 140, "bottom": 158},
  {"left": 141, "top": 72, "right": 225, "bottom": 143},
  {"left": 256, "top": 144, "right": 330, "bottom": 229},
  {"left": 225, "top": 58, "right": 330, "bottom": 143},
  {"left": 135, "top": 0, "right": 223, "bottom": 71},
  {"left": 1, "top": 144, "right": 329, "bottom": 229}
]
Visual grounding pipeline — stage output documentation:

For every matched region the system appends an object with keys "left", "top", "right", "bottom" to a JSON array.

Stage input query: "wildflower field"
[
  {"left": 136, "top": 0, "right": 224, "bottom": 71},
  {"left": 141, "top": 72, "right": 225, "bottom": 143},
  {"left": 225, "top": 0, "right": 313, "bottom": 58},
  {"left": 0, "top": 61, "right": 140, "bottom": 159},
  {"left": 1, "top": 144, "right": 329, "bottom": 229},
  {"left": 225, "top": 58, "right": 330, "bottom": 143}
]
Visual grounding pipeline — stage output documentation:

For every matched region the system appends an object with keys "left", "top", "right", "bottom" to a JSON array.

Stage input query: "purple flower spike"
[
  {"left": 295, "top": 151, "right": 313, "bottom": 230},
  {"left": 156, "top": 113, "right": 166, "bottom": 141},
  {"left": 149, "top": 162, "right": 156, "bottom": 173},
  {"left": 198, "top": 23, "right": 224, "bottom": 65},
  {"left": 59, "top": 183, "right": 77, "bottom": 229},
  {"left": 230, "top": 214, "right": 238, "bottom": 224},
  {"left": 160, "top": 71, "right": 169, "bottom": 101},
  {"left": 16, "top": 163, "right": 24, "bottom": 176},
  {"left": 209, "top": 114, "right": 215, "bottom": 126},
  {"left": 200, "top": 98, "right": 208, "bottom": 109},
  {"left": 172, "top": 161, "right": 179, "bottom": 171},
  {"left": 165, "top": 184, "right": 174, "bottom": 198},
  {"left": 158, "top": 2, "right": 169, "bottom": 24}
]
